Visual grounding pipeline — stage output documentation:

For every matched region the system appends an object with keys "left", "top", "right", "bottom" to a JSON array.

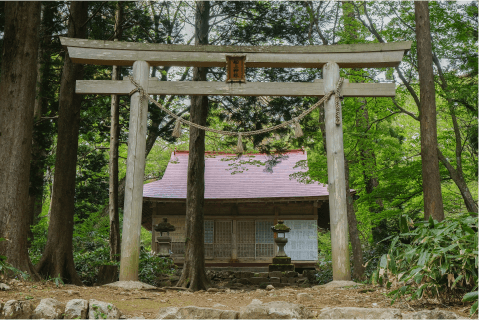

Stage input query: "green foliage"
[
  {"left": 33, "top": 207, "right": 171, "bottom": 286},
  {"left": 140, "top": 227, "right": 152, "bottom": 252},
  {"left": 272, "top": 222, "right": 290, "bottom": 231},
  {"left": 29, "top": 213, "right": 50, "bottom": 265},
  {"left": 316, "top": 229, "right": 390, "bottom": 284},
  {"left": 317, "top": 229, "right": 332, "bottom": 262},
  {"left": 70, "top": 209, "right": 174, "bottom": 286},
  {"left": 138, "top": 249, "right": 176, "bottom": 287},
  {"left": 372, "top": 214, "right": 478, "bottom": 313},
  {"left": 75, "top": 144, "right": 110, "bottom": 220},
  {"left": 72, "top": 210, "right": 114, "bottom": 286},
  {"left": 315, "top": 260, "right": 333, "bottom": 285},
  {"left": 91, "top": 304, "right": 107, "bottom": 319},
  {"left": 361, "top": 242, "right": 390, "bottom": 281},
  {"left": 47, "top": 274, "right": 64, "bottom": 287},
  {"left": 315, "top": 229, "right": 333, "bottom": 284}
]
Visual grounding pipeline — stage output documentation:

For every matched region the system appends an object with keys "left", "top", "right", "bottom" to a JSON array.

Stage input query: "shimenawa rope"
[{"left": 128, "top": 76, "right": 344, "bottom": 153}]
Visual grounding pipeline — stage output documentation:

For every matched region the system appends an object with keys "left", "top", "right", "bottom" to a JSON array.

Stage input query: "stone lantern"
[
  {"left": 154, "top": 218, "right": 176, "bottom": 257},
  {"left": 269, "top": 220, "right": 294, "bottom": 272}
]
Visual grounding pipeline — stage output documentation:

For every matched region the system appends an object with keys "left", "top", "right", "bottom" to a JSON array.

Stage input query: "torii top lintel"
[{"left": 60, "top": 37, "right": 411, "bottom": 69}]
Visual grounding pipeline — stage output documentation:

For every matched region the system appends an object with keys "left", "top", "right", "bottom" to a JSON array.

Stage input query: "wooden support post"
[
  {"left": 151, "top": 216, "right": 157, "bottom": 254},
  {"left": 323, "top": 62, "right": 351, "bottom": 281},
  {"left": 119, "top": 60, "right": 150, "bottom": 281},
  {"left": 231, "top": 220, "right": 238, "bottom": 261}
]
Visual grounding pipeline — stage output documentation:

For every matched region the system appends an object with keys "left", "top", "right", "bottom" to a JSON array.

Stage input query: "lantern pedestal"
[
  {"left": 275, "top": 237, "right": 288, "bottom": 257},
  {"left": 156, "top": 236, "right": 172, "bottom": 257},
  {"left": 273, "top": 257, "right": 291, "bottom": 264},
  {"left": 268, "top": 263, "right": 295, "bottom": 272}
]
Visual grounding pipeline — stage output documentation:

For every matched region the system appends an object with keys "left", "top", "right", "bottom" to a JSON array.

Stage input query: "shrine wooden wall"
[{"left": 143, "top": 199, "right": 330, "bottom": 264}]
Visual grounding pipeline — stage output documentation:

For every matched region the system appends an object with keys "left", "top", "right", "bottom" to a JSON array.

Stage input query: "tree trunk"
[
  {"left": 177, "top": 0, "right": 211, "bottom": 291},
  {"left": 437, "top": 149, "right": 478, "bottom": 213},
  {"left": 35, "top": 1, "right": 88, "bottom": 285},
  {"left": 109, "top": 2, "right": 123, "bottom": 263},
  {"left": 0, "top": 1, "right": 41, "bottom": 279},
  {"left": 344, "top": 157, "right": 364, "bottom": 280},
  {"left": 28, "top": 2, "right": 56, "bottom": 247},
  {"left": 430, "top": 55, "right": 478, "bottom": 214},
  {"left": 415, "top": 1, "right": 445, "bottom": 222}
]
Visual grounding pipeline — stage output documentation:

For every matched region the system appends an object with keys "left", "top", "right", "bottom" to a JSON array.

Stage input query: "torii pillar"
[
  {"left": 119, "top": 60, "right": 150, "bottom": 281},
  {"left": 323, "top": 62, "right": 350, "bottom": 280}
]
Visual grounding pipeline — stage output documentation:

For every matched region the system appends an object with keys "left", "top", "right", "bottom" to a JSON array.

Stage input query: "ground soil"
[{"left": 0, "top": 280, "right": 472, "bottom": 319}]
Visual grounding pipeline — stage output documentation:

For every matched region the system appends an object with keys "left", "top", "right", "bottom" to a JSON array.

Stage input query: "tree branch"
[{"left": 390, "top": 98, "right": 419, "bottom": 121}]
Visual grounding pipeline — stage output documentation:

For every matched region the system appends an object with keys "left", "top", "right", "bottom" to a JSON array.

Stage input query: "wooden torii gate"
[{"left": 60, "top": 37, "right": 411, "bottom": 282}]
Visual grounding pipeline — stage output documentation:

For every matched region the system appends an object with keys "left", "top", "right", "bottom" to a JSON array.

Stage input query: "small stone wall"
[
  {"left": 0, "top": 298, "right": 121, "bottom": 319},
  {"left": 205, "top": 270, "right": 317, "bottom": 288},
  {"left": 158, "top": 269, "right": 318, "bottom": 288}
]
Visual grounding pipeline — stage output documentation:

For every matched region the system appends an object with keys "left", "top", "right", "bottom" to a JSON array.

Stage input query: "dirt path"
[{"left": 0, "top": 281, "right": 471, "bottom": 318}]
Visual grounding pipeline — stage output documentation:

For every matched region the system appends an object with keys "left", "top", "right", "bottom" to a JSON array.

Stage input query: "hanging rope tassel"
[
  {"left": 236, "top": 133, "right": 244, "bottom": 154},
  {"left": 293, "top": 118, "right": 303, "bottom": 138},
  {"left": 172, "top": 119, "right": 182, "bottom": 138}
]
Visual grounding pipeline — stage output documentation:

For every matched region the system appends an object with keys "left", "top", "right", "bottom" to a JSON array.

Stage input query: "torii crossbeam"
[{"left": 60, "top": 37, "right": 411, "bottom": 282}]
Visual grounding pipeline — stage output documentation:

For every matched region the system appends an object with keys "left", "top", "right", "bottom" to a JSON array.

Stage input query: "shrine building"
[{"left": 141, "top": 149, "right": 338, "bottom": 269}]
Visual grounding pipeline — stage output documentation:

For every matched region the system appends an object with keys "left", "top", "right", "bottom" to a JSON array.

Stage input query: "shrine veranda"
[{"left": 60, "top": 37, "right": 411, "bottom": 282}]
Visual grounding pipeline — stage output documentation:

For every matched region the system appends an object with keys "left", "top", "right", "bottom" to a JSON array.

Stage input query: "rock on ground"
[
  {"left": 33, "top": 298, "right": 64, "bottom": 319},
  {"left": 0, "top": 283, "right": 11, "bottom": 291},
  {"left": 103, "top": 280, "right": 156, "bottom": 290},
  {"left": 64, "top": 299, "right": 89, "bottom": 319},
  {"left": 317, "top": 280, "right": 364, "bottom": 289},
  {"left": 265, "top": 285, "right": 274, "bottom": 291},
  {"left": 239, "top": 300, "right": 312, "bottom": 319},
  {"left": 156, "top": 306, "right": 239, "bottom": 319},
  {"left": 1, "top": 300, "right": 34, "bottom": 319},
  {"left": 89, "top": 299, "right": 122, "bottom": 319},
  {"left": 157, "top": 306, "right": 179, "bottom": 319},
  {"left": 64, "top": 289, "right": 81, "bottom": 296},
  {"left": 407, "top": 309, "right": 460, "bottom": 319},
  {"left": 297, "top": 293, "right": 313, "bottom": 303},
  {"left": 318, "top": 307, "right": 402, "bottom": 319}
]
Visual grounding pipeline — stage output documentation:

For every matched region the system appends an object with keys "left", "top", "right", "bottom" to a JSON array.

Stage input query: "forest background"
[{"left": 0, "top": 0, "right": 477, "bottom": 292}]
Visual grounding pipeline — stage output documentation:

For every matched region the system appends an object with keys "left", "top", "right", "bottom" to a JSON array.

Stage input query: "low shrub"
[
  {"left": 138, "top": 248, "right": 176, "bottom": 286},
  {"left": 315, "top": 261, "right": 333, "bottom": 285},
  {"left": 317, "top": 229, "right": 332, "bottom": 261},
  {"left": 371, "top": 213, "right": 478, "bottom": 316}
]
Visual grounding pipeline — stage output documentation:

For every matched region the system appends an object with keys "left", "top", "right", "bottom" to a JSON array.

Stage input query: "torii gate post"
[
  {"left": 60, "top": 37, "right": 410, "bottom": 283},
  {"left": 119, "top": 60, "right": 150, "bottom": 281},
  {"left": 324, "top": 62, "right": 350, "bottom": 280}
]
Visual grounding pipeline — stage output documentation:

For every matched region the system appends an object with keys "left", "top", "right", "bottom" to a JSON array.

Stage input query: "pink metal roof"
[{"left": 143, "top": 149, "right": 329, "bottom": 200}]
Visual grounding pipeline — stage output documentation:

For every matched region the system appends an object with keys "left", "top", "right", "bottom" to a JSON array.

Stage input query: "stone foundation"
[{"left": 193, "top": 269, "right": 314, "bottom": 288}]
